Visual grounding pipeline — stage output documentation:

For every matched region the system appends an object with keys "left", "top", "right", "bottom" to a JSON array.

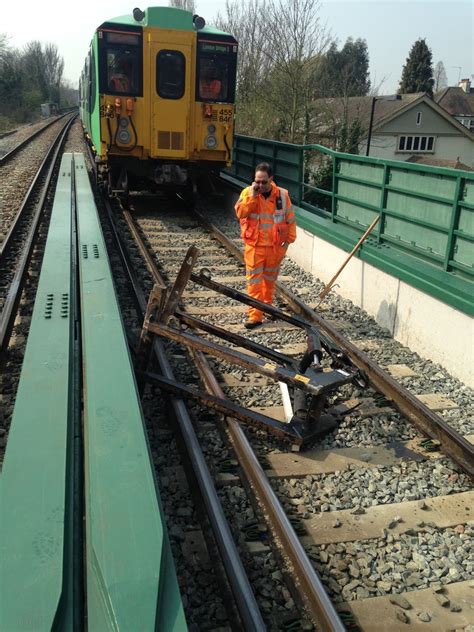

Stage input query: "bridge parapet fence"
[{"left": 228, "top": 134, "right": 474, "bottom": 283}]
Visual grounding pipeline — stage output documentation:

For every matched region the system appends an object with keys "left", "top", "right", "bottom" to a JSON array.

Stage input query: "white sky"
[{"left": 2, "top": 0, "right": 473, "bottom": 92}]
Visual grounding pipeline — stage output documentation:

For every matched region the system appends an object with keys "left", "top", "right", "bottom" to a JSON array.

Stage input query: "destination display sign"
[{"left": 199, "top": 41, "right": 237, "bottom": 54}]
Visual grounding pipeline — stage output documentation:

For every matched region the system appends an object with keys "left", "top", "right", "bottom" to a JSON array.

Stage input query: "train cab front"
[{"left": 94, "top": 9, "right": 238, "bottom": 197}]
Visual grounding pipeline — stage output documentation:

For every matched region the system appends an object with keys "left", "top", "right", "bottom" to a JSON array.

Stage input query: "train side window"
[{"left": 156, "top": 50, "right": 185, "bottom": 99}]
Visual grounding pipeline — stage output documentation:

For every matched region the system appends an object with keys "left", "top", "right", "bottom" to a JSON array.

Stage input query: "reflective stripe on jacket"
[{"left": 235, "top": 181, "right": 296, "bottom": 247}]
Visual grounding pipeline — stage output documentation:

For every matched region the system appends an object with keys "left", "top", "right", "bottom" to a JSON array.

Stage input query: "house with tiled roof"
[
  {"left": 434, "top": 79, "right": 474, "bottom": 132},
  {"left": 312, "top": 90, "right": 474, "bottom": 168}
]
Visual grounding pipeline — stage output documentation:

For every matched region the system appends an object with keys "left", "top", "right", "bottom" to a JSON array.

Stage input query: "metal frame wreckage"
[{"left": 137, "top": 246, "right": 367, "bottom": 449}]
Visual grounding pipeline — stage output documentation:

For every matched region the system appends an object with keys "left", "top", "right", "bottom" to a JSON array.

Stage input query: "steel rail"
[
  {"left": 0, "top": 114, "right": 76, "bottom": 259},
  {"left": 101, "top": 197, "right": 266, "bottom": 631},
  {"left": 125, "top": 207, "right": 345, "bottom": 631},
  {"left": 0, "top": 112, "right": 71, "bottom": 166},
  {"left": 0, "top": 115, "right": 77, "bottom": 356},
  {"left": 193, "top": 206, "right": 474, "bottom": 478}
]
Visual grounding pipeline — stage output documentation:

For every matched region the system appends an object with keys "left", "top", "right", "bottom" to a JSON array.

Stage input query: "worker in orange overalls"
[
  {"left": 235, "top": 162, "right": 296, "bottom": 329},
  {"left": 109, "top": 56, "right": 132, "bottom": 93}
]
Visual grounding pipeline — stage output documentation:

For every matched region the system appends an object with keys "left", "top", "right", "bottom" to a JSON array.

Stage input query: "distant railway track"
[
  {"left": 0, "top": 113, "right": 70, "bottom": 165},
  {"left": 100, "top": 184, "right": 472, "bottom": 630},
  {"left": 0, "top": 114, "right": 76, "bottom": 357}
]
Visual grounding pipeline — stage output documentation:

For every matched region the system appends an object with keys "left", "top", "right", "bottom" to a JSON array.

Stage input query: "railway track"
[
  {"left": 0, "top": 114, "right": 76, "bottom": 357},
  {"left": 103, "top": 187, "right": 473, "bottom": 630},
  {"left": 0, "top": 113, "right": 70, "bottom": 165}
]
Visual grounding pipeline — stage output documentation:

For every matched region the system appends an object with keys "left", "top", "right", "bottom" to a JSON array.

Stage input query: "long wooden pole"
[{"left": 318, "top": 215, "right": 380, "bottom": 300}]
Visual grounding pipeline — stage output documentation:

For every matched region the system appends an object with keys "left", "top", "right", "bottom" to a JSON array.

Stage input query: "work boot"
[{"left": 244, "top": 320, "right": 262, "bottom": 330}]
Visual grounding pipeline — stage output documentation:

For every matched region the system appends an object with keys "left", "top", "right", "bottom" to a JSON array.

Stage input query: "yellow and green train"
[{"left": 79, "top": 6, "right": 237, "bottom": 194}]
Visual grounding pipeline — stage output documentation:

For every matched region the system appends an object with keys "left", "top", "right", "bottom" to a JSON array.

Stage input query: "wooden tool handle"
[{"left": 319, "top": 215, "right": 380, "bottom": 300}]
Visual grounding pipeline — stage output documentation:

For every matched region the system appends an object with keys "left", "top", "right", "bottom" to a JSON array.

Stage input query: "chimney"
[{"left": 458, "top": 78, "right": 471, "bottom": 93}]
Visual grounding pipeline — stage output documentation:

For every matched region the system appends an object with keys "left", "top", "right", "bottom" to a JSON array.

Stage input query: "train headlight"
[
  {"left": 205, "top": 135, "right": 217, "bottom": 149},
  {"left": 133, "top": 7, "right": 145, "bottom": 21},
  {"left": 118, "top": 129, "right": 131, "bottom": 144},
  {"left": 207, "top": 124, "right": 216, "bottom": 134},
  {"left": 193, "top": 14, "right": 206, "bottom": 30}
]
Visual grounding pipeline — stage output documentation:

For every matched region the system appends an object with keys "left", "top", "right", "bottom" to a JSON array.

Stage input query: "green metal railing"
[{"left": 229, "top": 135, "right": 474, "bottom": 281}]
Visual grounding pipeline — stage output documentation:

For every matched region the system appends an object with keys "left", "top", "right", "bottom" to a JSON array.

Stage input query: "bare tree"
[
  {"left": 218, "top": 0, "right": 332, "bottom": 142},
  {"left": 22, "top": 41, "right": 49, "bottom": 100},
  {"left": 216, "top": 0, "right": 270, "bottom": 101},
  {"left": 263, "top": 0, "right": 332, "bottom": 142},
  {"left": 434, "top": 60, "right": 448, "bottom": 92},
  {"left": 216, "top": 0, "right": 274, "bottom": 136},
  {"left": 43, "top": 43, "right": 64, "bottom": 102},
  {"left": 169, "top": 0, "right": 196, "bottom": 12}
]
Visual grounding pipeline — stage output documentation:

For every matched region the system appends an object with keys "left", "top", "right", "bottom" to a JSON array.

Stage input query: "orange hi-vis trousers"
[{"left": 244, "top": 244, "right": 287, "bottom": 322}]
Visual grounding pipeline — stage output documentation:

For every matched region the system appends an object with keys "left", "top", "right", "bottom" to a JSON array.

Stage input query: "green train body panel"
[
  {"left": 0, "top": 155, "right": 75, "bottom": 630},
  {"left": 80, "top": 33, "right": 101, "bottom": 153},
  {"left": 74, "top": 153, "right": 186, "bottom": 630},
  {"left": 226, "top": 135, "right": 474, "bottom": 315}
]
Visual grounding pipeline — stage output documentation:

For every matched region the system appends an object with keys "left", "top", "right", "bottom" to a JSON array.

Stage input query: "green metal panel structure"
[
  {"left": 74, "top": 153, "right": 186, "bottom": 630},
  {"left": 227, "top": 135, "right": 474, "bottom": 315},
  {"left": 0, "top": 154, "right": 77, "bottom": 630}
]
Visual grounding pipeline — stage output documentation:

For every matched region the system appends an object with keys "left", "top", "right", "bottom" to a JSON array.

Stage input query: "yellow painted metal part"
[{"left": 98, "top": 26, "right": 234, "bottom": 165}]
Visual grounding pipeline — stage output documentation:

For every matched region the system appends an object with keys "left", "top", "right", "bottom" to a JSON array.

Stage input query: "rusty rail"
[{"left": 193, "top": 206, "right": 474, "bottom": 479}]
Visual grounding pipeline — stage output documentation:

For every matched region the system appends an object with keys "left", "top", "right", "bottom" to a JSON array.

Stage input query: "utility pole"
[{"left": 365, "top": 94, "right": 402, "bottom": 157}]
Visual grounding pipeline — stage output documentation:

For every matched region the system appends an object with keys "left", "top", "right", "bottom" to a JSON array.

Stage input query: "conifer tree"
[{"left": 399, "top": 38, "right": 434, "bottom": 97}]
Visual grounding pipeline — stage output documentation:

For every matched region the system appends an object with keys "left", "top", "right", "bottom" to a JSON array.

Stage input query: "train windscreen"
[{"left": 98, "top": 29, "right": 143, "bottom": 96}]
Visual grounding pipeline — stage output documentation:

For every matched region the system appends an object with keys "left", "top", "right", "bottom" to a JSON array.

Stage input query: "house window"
[
  {"left": 397, "top": 135, "right": 435, "bottom": 153},
  {"left": 416, "top": 111, "right": 422, "bottom": 126}
]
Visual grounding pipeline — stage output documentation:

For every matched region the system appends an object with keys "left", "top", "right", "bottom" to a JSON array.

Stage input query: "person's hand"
[{"left": 251, "top": 181, "right": 260, "bottom": 197}]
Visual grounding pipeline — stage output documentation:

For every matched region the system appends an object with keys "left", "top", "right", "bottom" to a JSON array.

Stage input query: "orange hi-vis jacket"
[
  {"left": 110, "top": 74, "right": 131, "bottom": 93},
  {"left": 235, "top": 182, "right": 296, "bottom": 248}
]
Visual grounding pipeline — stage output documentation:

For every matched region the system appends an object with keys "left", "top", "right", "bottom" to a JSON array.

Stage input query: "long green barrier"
[{"left": 75, "top": 153, "right": 186, "bottom": 630}]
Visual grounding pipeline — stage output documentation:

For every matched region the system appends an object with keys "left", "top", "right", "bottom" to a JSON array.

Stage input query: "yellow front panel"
[
  {"left": 99, "top": 96, "right": 146, "bottom": 159},
  {"left": 145, "top": 28, "right": 194, "bottom": 159},
  {"left": 191, "top": 102, "right": 234, "bottom": 165},
  {"left": 96, "top": 27, "right": 235, "bottom": 166}
]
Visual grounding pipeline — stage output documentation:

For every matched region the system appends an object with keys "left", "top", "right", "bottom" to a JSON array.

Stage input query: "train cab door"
[{"left": 150, "top": 41, "right": 191, "bottom": 159}]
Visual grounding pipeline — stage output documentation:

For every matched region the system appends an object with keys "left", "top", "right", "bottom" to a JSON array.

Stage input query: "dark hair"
[{"left": 255, "top": 162, "right": 273, "bottom": 177}]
